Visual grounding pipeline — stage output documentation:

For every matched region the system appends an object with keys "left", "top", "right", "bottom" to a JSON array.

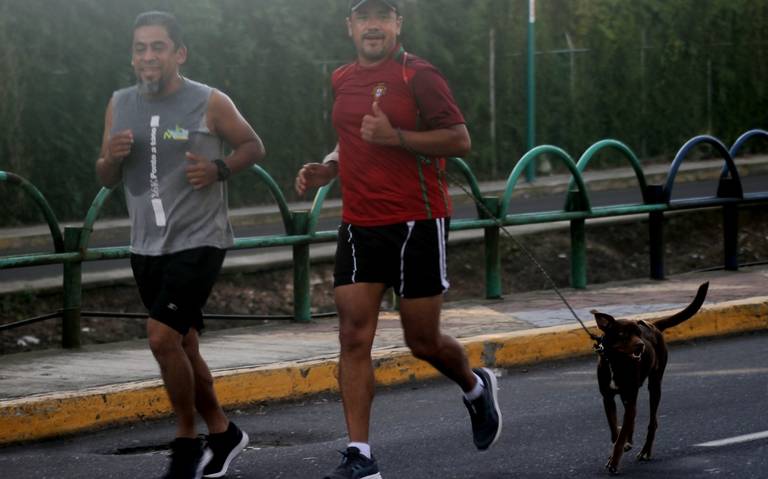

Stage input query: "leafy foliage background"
[{"left": 0, "top": 0, "right": 766, "bottom": 225}]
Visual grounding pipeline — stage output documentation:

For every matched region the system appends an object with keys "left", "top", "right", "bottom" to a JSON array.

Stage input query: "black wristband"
[{"left": 213, "top": 159, "right": 231, "bottom": 181}]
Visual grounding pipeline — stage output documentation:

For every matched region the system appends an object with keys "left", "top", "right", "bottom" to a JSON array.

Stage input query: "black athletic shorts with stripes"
[
  {"left": 130, "top": 246, "right": 225, "bottom": 335},
  {"left": 333, "top": 218, "right": 450, "bottom": 299}
]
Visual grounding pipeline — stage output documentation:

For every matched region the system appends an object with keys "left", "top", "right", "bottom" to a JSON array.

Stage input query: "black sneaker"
[
  {"left": 203, "top": 422, "right": 249, "bottom": 478},
  {"left": 163, "top": 437, "right": 213, "bottom": 479},
  {"left": 323, "top": 447, "right": 382, "bottom": 479},
  {"left": 463, "top": 367, "right": 502, "bottom": 450}
]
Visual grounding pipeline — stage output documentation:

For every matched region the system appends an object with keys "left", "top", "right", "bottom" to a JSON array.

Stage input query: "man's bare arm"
[
  {"left": 185, "top": 90, "right": 266, "bottom": 189},
  {"left": 295, "top": 144, "right": 339, "bottom": 196},
  {"left": 208, "top": 90, "right": 265, "bottom": 173},
  {"left": 361, "top": 102, "right": 471, "bottom": 157},
  {"left": 95, "top": 100, "right": 133, "bottom": 188}
]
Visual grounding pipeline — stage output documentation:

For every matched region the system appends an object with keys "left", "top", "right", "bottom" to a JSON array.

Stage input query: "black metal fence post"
[
  {"left": 62, "top": 227, "right": 83, "bottom": 348},
  {"left": 646, "top": 185, "right": 666, "bottom": 280}
]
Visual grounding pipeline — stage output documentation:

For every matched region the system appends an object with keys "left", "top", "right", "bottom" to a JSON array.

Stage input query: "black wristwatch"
[{"left": 213, "top": 159, "right": 231, "bottom": 181}]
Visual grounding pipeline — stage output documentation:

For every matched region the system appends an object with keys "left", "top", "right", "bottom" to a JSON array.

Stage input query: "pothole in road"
[{"left": 108, "top": 430, "right": 338, "bottom": 455}]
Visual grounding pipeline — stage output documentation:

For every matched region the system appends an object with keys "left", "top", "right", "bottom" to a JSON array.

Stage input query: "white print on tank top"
[{"left": 149, "top": 115, "right": 167, "bottom": 227}]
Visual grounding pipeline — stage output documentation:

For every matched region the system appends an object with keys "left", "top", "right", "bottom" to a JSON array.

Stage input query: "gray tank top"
[{"left": 111, "top": 78, "right": 234, "bottom": 255}]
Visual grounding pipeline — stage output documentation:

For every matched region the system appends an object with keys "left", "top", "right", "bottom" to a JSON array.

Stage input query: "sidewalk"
[{"left": 1, "top": 266, "right": 767, "bottom": 445}]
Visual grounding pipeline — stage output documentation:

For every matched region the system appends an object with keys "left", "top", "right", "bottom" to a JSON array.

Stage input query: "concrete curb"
[{"left": 1, "top": 297, "right": 766, "bottom": 445}]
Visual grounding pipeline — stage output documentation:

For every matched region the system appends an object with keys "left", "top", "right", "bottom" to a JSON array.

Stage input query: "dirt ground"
[{"left": 1, "top": 206, "right": 766, "bottom": 354}]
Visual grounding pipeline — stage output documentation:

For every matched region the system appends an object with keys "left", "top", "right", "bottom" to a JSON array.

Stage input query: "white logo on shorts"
[{"left": 167, "top": 303, "right": 178, "bottom": 311}]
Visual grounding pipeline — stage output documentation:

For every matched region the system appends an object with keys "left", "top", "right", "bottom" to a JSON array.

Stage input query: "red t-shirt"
[{"left": 332, "top": 47, "right": 466, "bottom": 226}]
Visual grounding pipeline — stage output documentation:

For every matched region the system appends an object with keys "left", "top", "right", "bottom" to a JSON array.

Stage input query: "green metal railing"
[{"left": 1, "top": 130, "right": 767, "bottom": 348}]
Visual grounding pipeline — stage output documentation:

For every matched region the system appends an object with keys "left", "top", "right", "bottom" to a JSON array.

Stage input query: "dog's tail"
[{"left": 652, "top": 282, "right": 709, "bottom": 332}]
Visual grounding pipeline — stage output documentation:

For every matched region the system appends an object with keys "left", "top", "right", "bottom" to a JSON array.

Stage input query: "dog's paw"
[
  {"left": 605, "top": 462, "right": 620, "bottom": 475},
  {"left": 636, "top": 450, "right": 652, "bottom": 461},
  {"left": 605, "top": 457, "right": 620, "bottom": 475},
  {"left": 623, "top": 442, "right": 633, "bottom": 452}
]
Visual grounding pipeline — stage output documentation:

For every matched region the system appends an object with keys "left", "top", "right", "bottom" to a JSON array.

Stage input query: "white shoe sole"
[
  {"left": 203, "top": 430, "right": 249, "bottom": 478},
  {"left": 195, "top": 448, "right": 214, "bottom": 479}
]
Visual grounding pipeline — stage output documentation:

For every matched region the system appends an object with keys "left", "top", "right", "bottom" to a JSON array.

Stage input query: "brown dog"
[{"left": 591, "top": 282, "right": 709, "bottom": 474}]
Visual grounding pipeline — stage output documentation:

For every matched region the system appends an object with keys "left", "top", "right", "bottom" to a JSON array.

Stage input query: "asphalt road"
[
  {"left": 0, "top": 333, "right": 766, "bottom": 478},
  {"left": 1, "top": 175, "right": 766, "bottom": 286}
]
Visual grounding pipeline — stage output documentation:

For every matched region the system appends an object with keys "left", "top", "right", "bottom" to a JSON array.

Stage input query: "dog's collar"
[{"left": 593, "top": 337, "right": 605, "bottom": 356}]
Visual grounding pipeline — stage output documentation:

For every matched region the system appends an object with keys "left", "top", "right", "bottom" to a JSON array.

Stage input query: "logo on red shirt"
[{"left": 372, "top": 83, "right": 387, "bottom": 100}]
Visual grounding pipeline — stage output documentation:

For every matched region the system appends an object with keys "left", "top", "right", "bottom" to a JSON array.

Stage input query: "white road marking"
[{"left": 695, "top": 431, "right": 768, "bottom": 447}]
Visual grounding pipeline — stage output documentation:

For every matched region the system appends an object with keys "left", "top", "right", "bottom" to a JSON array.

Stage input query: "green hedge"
[{"left": 1, "top": 0, "right": 766, "bottom": 225}]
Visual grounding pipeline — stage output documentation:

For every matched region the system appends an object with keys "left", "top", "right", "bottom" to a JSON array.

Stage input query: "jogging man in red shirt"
[{"left": 296, "top": 1, "right": 502, "bottom": 478}]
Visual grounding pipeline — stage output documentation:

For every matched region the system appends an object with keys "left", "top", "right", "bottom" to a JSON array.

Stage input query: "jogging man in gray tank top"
[{"left": 95, "top": 11, "right": 265, "bottom": 479}]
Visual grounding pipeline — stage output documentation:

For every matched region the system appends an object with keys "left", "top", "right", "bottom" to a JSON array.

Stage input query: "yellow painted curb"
[{"left": 1, "top": 298, "right": 766, "bottom": 445}]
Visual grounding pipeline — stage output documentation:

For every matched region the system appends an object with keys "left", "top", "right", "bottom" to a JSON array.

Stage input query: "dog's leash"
[{"left": 441, "top": 165, "right": 603, "bottom": 349}]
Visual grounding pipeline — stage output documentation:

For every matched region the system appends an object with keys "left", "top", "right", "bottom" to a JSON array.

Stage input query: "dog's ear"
[{"left": 591, "top": 309, "right": 615, "bottom": 331}]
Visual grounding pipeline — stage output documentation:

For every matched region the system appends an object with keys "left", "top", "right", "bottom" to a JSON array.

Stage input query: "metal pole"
[
  {"left": 482, "top": 197, "right": 502, "bottom": 299},
  {"left": 565, "top": 31, "right": 576, "bottom": 158},
  {"left": 707, "top": 58, "right": 713, "bottom": 134},
  {"left": 641, "top": 30, "right": 648, "bottom": 158},
  {"left": 291, "top": 212, "right": 311, "bottom": 322},
  {"left": 649, "top": 211, "right": 665, "bottom": 280},
  {"left": 565, "top": 32, "right": 576, "bottom": 101},
  {"left": 566, "top": 190, "right": 587, "bottom": 289},
  {"left": 646, "top": 183, "right": 666, "bottom": 280},
  {"left": 723, "top": 204, "right": 739, "bottom": 271},
  {"left": 62, "top": 227, "right": 82, "bottom": 348},
  {"left": 525, "top": 0, "right": 537, "bottom": 183},
  {"left": 570, "top": 218, "right": 587, "bottom": 289},
  {"left": 489, "top": 27, "right": 498, "bottom": 178}
]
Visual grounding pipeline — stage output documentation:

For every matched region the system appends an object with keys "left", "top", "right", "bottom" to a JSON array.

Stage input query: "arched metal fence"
[{"left": 1, "top": 130, "right": 767, "bottom": 348}]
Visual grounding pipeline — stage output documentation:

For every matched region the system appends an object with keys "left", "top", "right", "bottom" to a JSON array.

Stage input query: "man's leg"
[
  {"left": 399, "top": 295, "right": 476, "bottom": 391},
  {"left": 400, "top": 295, "right": 502, "bottom": 451},
  {"left": 181, "top": 328, "right": 228, "bottom": 434},
  {"left": 334, "top": 282, "right": 387, "bottom": 443},
  {"left": 147, "top": 318, "right": 198, "bottom": 438},
  {"left": 182, "top": 329, "right": 248, "bottom": 478}
]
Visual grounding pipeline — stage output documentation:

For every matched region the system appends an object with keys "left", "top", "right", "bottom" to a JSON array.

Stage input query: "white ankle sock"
[
  {"left": 348, "top": 442, "right": 371, "bottom": 459},
  {"left": 464, "top": 372, "right": 485, "bottom": 401}
]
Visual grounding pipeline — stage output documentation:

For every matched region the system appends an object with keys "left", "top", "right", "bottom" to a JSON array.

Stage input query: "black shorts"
[
  {"left": 130, "top": 246, "right": 226, "bottom": 335},
  {"left": 334, "top": 218, "right": 450, "bottom": 299}
]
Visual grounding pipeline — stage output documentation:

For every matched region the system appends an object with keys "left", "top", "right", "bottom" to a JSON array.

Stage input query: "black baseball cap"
[{"left": 349, "top": 0, "right": 399, "bottom": 12}]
